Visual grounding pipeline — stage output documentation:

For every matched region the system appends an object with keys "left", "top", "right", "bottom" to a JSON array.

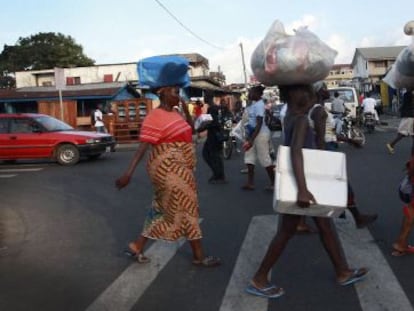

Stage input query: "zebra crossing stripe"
[
  {"left": 219, "top": 215, "right": 278, "bottom": 311},
  {"left": 220, "top": 214, "right": 413, "bottom": 311},
  {"left": 86, "top": 238, "right": 186, "bottom": 311},
  {"left": 0, "top": 174, "right": 17, "bottom": 178},
  {"left": 86, "top": 218, "right": 203, "bottom": 311},
  {"left": 0, "top": 168, "right": 43, "bottom": 173},
  {"left": 335, "top": 215, "right": 413, "bottom": 311}
]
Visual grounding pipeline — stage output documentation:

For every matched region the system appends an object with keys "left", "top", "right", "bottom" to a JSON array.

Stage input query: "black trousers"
[{"left": 202, "top": 142, "right": 225, "bottom": 180}]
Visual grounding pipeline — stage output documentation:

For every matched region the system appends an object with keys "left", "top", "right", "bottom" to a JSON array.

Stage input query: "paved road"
[{"left": 1, "top": 115, "right": 414, "bottom": 311}]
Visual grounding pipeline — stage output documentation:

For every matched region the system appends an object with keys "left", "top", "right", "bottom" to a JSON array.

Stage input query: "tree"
[{"left": 0, "top": 32, "right": 95, "bottom": 88}]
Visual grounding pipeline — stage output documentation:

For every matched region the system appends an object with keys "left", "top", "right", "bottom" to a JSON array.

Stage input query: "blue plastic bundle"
[{"left": 137, "top": 55, "right": 190, "bottom": 89}]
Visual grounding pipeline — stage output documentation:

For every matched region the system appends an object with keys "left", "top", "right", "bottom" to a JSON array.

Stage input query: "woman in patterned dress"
[{"left": 115, "top": 86, "right": 220, "bottom": 267}]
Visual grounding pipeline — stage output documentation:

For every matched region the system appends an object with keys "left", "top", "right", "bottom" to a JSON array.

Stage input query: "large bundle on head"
[
  {"left": 383, "top": 21, "right": 414, "bottom": 89},
  {"left": 137, "top": 55, "right": 190, "bottom": 89},
  {"left": 251, "top": 20, "right": 337, "bottom": 86}
]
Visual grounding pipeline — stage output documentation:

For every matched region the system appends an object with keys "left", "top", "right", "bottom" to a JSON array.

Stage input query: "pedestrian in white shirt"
[{"left": 94, "top": 105, "right": 106, "bottom": 133}]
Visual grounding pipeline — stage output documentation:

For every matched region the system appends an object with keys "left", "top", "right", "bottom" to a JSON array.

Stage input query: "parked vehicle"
[
  {"left": 328, "top": 87, "right": 359, "bottom": 118},
  {"left": 363, "top": 112, "right": 376, "bottom": 133},
  {"left": 0, "top": 113, "right": 116, "bottom": 165}
]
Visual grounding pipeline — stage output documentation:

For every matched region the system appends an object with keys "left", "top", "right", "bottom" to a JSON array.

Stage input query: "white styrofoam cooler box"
[{"left": 274, "top": 145, "right": 348, "bottom": 217}]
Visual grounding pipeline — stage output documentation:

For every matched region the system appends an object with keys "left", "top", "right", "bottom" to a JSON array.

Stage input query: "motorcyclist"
[
  {"left": 361, "top": 92, "right": 379, "bottom": 123},
  {"left": 330, "top": 91, "right": 347, "bottom": 135}
]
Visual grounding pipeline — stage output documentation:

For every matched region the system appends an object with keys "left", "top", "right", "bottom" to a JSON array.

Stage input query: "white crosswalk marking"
[
  {"left": 219, "top": 215, "right": 278, "bottom": 311},
  {"left": 86, "top": 239, "right": 186, "bottom": 311},
  {"left": 220, "top": 215, "right": 278, "bottom": 311},
  {"left": 0, "top": 167, "right": 43, "bottom": 178},
  {"left": 219, "top": 215, "right": 413, "bottom": 311},
  {"left": 0, "top": 168, "right": 43, "bottom": 173},
  {"left": 86, "top": 219, "right": 203, "bottom": 311},
  {"left": 85, "top": 214, "right": 413, "bottom": 311},
  {"left": 0, "top": 174, "right": 17, "bottom": 178},
  {"left": 335, "top": 215, "right": 413, "bottom": 311}
]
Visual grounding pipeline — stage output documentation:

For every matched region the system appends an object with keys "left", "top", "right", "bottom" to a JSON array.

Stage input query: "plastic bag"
[
  {"left": 251, "top": 20, "right": 337, "bottom": 86},
  {"left": 194, "top": 113, "right": 213, "bottom": 130},
  {"left": 399, "top": 174, "right": 412, "bottom": 203},
  {"left": 383, "top": 43, "right": 414, "bottom": 89},
  {"left": 137, "top": 55, "right": 191, "bottom": 89},
  {"left": 231, "top": 120, "right": 244, "bottom": 141}
]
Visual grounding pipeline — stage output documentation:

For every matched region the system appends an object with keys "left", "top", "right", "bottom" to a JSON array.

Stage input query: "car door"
[
  {"left": 7, "top": 117, "right": 51, "bottom": 158},
  {"left": 0, "top": 117, "right": 13, "bottom": 159}
]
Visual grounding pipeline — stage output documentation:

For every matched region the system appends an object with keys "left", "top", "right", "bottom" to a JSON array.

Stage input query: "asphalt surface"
[{"left": 1, "top": 113, "right": 414, "bottom": 311}]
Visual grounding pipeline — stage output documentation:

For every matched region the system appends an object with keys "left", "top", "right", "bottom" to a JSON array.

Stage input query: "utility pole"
[{"left": 239, "top": 42, "right": 248, "bottom": 90}]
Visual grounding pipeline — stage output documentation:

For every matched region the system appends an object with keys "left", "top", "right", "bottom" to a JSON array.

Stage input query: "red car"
[{"left": 0, "top": 113, "right": 116, "bottom": 165}]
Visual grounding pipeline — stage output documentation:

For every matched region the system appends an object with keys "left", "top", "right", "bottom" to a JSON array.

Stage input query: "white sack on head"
[
  {"left": 383, "top": 43, "right": 414, "bottom": 89},
  {"left": 251, "top": 20, "right": 337, "bottom": 86}
]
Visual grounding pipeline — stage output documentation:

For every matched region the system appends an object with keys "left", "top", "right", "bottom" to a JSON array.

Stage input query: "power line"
[{"left": 154, "top": 0, "right": 224, "bottom": 50}]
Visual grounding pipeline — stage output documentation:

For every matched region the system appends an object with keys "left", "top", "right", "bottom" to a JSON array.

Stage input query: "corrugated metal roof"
[
  {"left": 18, "top": 81, "right": 126, "bottom": 92},
  {"left": 357, "top": 46, "right": 406, "bottom": 60},
  {"left": 190, "top": 80, "right": 225, "bottom": 91},
  {"left": 0, "top": 82, "right": 128, "bottom": 102}
]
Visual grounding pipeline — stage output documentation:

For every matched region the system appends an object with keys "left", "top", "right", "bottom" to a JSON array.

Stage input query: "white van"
[{"left": 327, "top": 87, "right": 359, "bottom": 118}]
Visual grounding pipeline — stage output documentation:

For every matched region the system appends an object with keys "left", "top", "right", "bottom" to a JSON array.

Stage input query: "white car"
[{"left": 328, "top": 87, "right": 359, "bottom": 118}]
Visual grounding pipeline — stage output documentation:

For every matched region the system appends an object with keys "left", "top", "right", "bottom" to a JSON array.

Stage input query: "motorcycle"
[
  {"left": 221, "top": 117, "right": 237, "bottom": 159},
  {"left": 363, "top": 112, "right": 376, "bottom": 133},
  {"left": 336, "top": 113, "right": 366, "bottom": 147}
]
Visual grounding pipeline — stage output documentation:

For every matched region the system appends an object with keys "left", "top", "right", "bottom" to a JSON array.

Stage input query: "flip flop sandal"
[
  {"left": 124, "top": 249, "right": 151, "bottom": 264},
  {"left": 136, "top": 253, "right": 150, "bottom": 264},
  {"left": 245, "top": 283, "right": 285, "bottom": 299},
  {"left": 338, "top": 268, "right": 368, "bottom": 286},
  {"left": 391, "top": 245, "right": 414, "bottom": 257},
  {"left": 124, "top": 249, "right": 137, "bottom": 258},
  {"left": 192, "top": 256, "right": 221, "bottom": 267}
]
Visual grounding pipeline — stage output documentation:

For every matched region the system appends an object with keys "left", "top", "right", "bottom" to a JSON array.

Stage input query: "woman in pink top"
[{"left": 115, "top": 86, "right": 220, "bottom": 267}]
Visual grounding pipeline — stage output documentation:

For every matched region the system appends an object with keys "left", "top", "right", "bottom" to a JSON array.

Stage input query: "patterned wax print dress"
[{"left": 139, "top": 108, "right": 202, "bottom": 241}]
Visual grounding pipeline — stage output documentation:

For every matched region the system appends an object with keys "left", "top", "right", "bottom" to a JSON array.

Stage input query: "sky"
[{"left": 0, "top": 0, "right": 413, "bottom": 84}]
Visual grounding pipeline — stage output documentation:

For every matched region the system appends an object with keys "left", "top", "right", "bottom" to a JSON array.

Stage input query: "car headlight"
[{"left": 86, "top": 138, "right": 101, "bottom": 144}]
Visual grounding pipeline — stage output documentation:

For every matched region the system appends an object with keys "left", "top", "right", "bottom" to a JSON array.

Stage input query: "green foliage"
[{"left": 0, "top": 32, "right": 95, "bottom": 78}]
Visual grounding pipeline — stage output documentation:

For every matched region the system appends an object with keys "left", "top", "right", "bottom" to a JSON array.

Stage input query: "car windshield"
[
  {"left": 329, "top": 89, "right": 356, "bottom": 103},
  {"left": 34, "top": 116, "right": 74, "bottom": 131}
]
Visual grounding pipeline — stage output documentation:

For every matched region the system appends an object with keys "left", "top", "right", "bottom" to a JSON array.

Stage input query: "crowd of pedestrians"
[{"left": 114, "top": 55, "right": 414, "bottom": 303}]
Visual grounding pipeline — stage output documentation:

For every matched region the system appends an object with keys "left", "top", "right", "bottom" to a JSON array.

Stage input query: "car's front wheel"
[{"left": 55, "top": 144, "right": 80, "bottom": 166}]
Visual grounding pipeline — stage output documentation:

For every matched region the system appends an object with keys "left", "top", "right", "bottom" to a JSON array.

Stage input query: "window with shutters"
[
  {"left": 66, "top": 76, "right": 81, "bottom": 85},
  {"left": 104, "top": 74, "right": 113, "bottom": 82}
]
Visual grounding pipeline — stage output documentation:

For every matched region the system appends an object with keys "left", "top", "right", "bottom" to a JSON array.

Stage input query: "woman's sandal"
[
  {"left": 124, "top": 247, "right": 151, "bottom": 264},
  {"left": 391, "top": 244, "right": 414, "bottom": 257},
  {"left": 192, "top": 256, "right": 221, "bottom": 267},
  {"left": 245, "top": 280, "right": 285, "bottom": 299},
  {"left": 337, "top": 268, "right": 368, "bottom": 286}
]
